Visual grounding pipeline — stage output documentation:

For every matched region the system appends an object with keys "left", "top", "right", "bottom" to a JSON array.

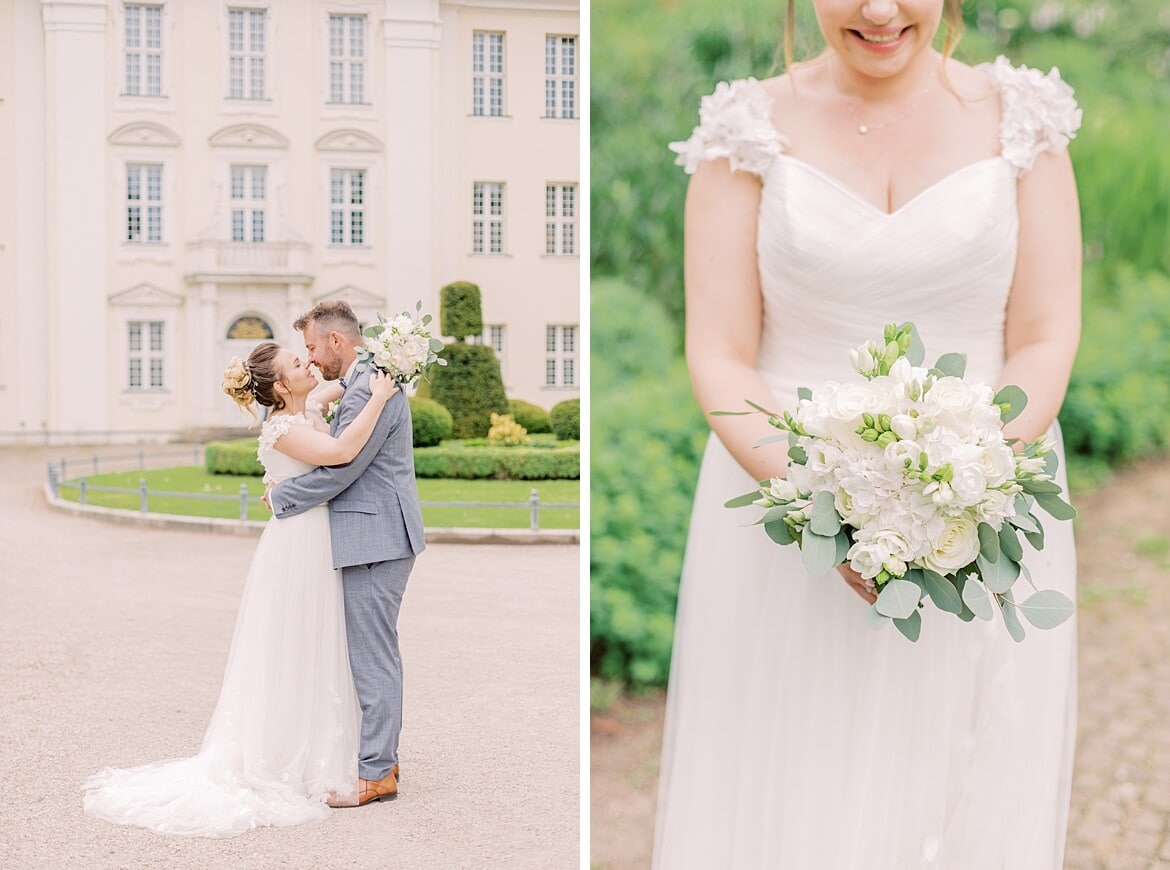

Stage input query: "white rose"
[
  {"left": 890, "top": 414, "right": 918, "bottom": 441},
  {"left": 806, "top": 441, "right": 843, "bottom": 477},
  {"left": 919, "top": 514, "right": 981, "bottom": 574},
  {"left": 847, "top": 542, "right": 885, "bottom": 580},
  {"left": 884, "top": 438, "right": 923, "bottom": 474},
  {"left": 977, "top": 489, "right": 1016, "bottom": 525},
  {"left": 766, "top": 478, "right": 798, "bottom": 503},
  {"left": 949, "top": 461, "right": 988, "bottom": 506},
  {"left": 979, "top": 443, "right": 1016, "bottom": 487}
]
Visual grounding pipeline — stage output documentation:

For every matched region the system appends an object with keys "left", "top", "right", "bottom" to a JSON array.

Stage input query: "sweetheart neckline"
[{"left": 772, "top": 154, "right": 1008, "bottom": 218}]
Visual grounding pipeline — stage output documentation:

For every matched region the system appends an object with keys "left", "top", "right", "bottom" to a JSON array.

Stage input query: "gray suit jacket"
[{"left": 270, "top": 367, "right": 425, "bottom": 568}]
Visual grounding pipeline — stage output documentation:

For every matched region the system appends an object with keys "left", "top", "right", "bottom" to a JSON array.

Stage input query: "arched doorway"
[{"left": 219, "top": 313, "right": 276, "bottom": 426}]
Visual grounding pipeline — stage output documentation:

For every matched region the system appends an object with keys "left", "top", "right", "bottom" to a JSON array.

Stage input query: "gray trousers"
[{"left": 342, "top": 556, "right": 414, "bottom": 781}]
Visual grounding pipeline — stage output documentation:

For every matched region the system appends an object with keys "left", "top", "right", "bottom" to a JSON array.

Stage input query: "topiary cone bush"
[
  {"left": 549, "top": 398, "right": 580, "bottom": 441},
  {"left": 440, "top": 281, "right": 484, "bottom": 341},
  {"left": 429, "top": 343, "right": 510, "bottom": 438},
  {"left": 509, "top": 399, "right": 552, "bottom": 434},
  {"left": 409, "top": 396, "right": 454, "bottom": 447}
]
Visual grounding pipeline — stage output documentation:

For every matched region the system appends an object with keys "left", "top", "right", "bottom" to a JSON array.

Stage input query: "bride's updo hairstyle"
[
  {"left": 222, "top": 341, "right": 287, "bottom": 419},
  {"left": 782, "top": 0, "right": 966, "bottom": 72}
]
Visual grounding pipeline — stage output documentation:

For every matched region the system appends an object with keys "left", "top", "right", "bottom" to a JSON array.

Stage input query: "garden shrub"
[
  {"left": 549, "top": 398, "right": 581, "bottom": 441},
  {"left": 488, "top": 413, "right": 530, "bottom": 447},
  {"left": 439, "top": 281, "right": 484, "bottom": 340},
  {"left": 206, "top": 438, "right": 263, "bottom": 476},
  {"left": 429, "top": 343, "right": 510, "bottom": 438},
  {"left": 590, "top": 279, "right": 706, "bottom": 687},
  {"left": 509, "top": 399, "right": 552, "bottom": 434},
  {"left": 413, "top": 444, "right": 579, "bottom": 480},
  {"left": 410, "top": 397, "right": 454, "bottom": 448}
]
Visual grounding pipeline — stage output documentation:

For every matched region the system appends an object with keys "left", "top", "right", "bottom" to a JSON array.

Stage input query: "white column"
[
  {"left": 41, "top": 0, "right": 109, "bottom": 437},
  {"left": 381, "top": 0, "right": 441, "bottom": 311},
  {"left": 194, "top": 282, "right": 218, "bottom": 426}
]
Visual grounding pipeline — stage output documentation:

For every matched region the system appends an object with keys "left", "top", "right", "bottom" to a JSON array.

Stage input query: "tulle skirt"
[
  {"left": 83, "top": 506, "right": 360, "bottom": 837},
  {"left": 653, "top": 431, "right": 1077, "bottom": 869}
]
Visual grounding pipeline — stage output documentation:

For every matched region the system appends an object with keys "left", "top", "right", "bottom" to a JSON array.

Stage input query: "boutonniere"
[{"left": 325, "top": 398, "right": 340, "bottom": 423}]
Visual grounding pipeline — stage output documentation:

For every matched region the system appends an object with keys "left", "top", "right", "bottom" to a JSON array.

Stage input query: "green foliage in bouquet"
[
  {"left": 409, "top": 396, "right": 454, "bottom": 448},
  {"left": 206, "top": 438, "right": 264, "bottom": 476},
  {"left": 509, "top": 399, "right": 552, "bottom": 434},
  {"left": 549, "top": 398, "right": 581, "bottom": 441},
  {"left": 591, "top": 279, "right": 707, "bottom": 686},
  {"left": 439, "top": 281, "right": 484, "bottom": 341},
  {"left": 428, "top": 343, "right": 510, "bottom": 439}
]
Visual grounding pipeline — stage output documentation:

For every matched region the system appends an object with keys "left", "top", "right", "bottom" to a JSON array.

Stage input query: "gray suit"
[{"left": 270, "top": 366, "right": 425, "bottom": 780}]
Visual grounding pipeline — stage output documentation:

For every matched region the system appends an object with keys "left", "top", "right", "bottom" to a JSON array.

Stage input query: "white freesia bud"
[{"left": 890, "top": 414, "right": 918, "bottom": 441}]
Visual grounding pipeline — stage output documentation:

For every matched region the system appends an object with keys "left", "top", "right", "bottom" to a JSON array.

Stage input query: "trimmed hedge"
[
  {"left": 509, "top": 399, "right": 552, "bottom": 434},
  {"left": 550, "top": 398, "right": 581, "bottom": 441},
  {"left": 206, "top": 438, "right": 263, "bottom": 476},
  {"left": 410, "top": 396, "right": 454, "bottom": 447},
  {"left": 429, "top": 342, "right": 510, "bottom": 438},
  {"left": 440, "top": 280, "right": 484, "bottom": 340},
  {"left": 414, "top": 444, "right": 579, "bottom": 480}
]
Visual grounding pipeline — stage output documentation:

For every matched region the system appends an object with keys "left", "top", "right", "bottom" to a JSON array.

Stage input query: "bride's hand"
[
  {"left": 837, "top": 563, "right": 877, "bottom": 605},
  {"left": 369, "top": 370, "right": 399, "bottom": 401}
]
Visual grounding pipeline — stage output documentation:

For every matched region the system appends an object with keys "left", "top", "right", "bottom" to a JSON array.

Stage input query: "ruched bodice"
[{"left": 757, "top": 154, "right": 1019, "bottom": 396}]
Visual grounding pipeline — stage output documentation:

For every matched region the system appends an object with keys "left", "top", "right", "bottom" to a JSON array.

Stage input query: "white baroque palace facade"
[{"left": 0, "top": 0, "right": 579, "bottom": 442}]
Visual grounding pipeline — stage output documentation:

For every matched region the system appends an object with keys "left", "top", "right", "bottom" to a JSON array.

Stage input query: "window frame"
[
  {"left": 471, "top": 31, "right": 506, "bottom": 118},
  {"left": 327, "top": 11, "right": 369, "bottom": 106},
  {"left": 544, "top": 324, "right": 577, "bottom": 388},
  {"left": 472, "top": 181, "right": 505, "bottom": 255},
  {"left": 544, "top": 35, "right": 577, "bottom": 120}
]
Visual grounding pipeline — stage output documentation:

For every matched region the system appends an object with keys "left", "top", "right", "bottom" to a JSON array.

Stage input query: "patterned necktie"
[{"left": 338, "top": 376, "right": 348, "bottom": 390}]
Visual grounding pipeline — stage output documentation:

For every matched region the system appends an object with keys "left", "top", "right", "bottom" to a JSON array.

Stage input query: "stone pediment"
[
  {"left": 315, "top": 129, "right": 384, "bottom": 153},
  {"left": 108, "top": 283, "right": 185, "bottom": 307},
  {"left": 314, "top": 285, "right": 386, "bottom": 309},
  {"left": 108, "top": 122, "right": 181, "bottom": 147},
  {"left": 208, "top": 124, "right": 290, "bottom": 149}
]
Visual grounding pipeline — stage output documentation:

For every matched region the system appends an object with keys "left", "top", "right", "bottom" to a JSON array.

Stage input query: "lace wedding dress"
[
  {"left": 655, "top": 58, "right": 1081, "bottom": 869},
  {"left": 83, "top": 411, "right": 360, "bottom": 837}
]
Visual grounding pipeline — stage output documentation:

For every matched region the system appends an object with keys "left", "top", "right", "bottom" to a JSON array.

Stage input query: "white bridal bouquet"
[
  {"left": 723, "top": 323, "right": 1077, "bottom": 642},
  {"left": 355, "top": 301, "right": 446, "bottom": 386}
]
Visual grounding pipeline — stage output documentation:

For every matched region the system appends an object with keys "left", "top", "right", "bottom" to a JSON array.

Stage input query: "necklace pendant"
[{"left": 858, "top": 124, "right": 869, "bottom": 135}]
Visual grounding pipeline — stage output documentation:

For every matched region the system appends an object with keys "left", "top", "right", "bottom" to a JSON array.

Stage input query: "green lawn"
[{"left": 55, "top": 466, "right": 579, "bottom": 529}]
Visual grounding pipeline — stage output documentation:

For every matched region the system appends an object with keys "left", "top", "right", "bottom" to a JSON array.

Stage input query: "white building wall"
[{"left": 0, "top": 0, "right": 578, "bottom": 443}]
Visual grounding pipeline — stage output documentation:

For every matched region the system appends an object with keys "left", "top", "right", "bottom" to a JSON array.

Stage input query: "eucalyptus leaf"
[
  {"left": 1008, "top": 509, "right": 1040, "bottom": 534},
  {"left": 931, "top": 353, "right": 967, "bottom": 379},
  {"left": 1042, "top": 451, "right": 1059, "bottom": 477},
  {"left": 1034, "top": 491, "right": 1077, "bottom": 521},
  {"left": 875, "top": 578, "right": 921, "bottom": 620},
  {"left": 1021, "top": 479, "right": 1062, "bottom": 494},
  {"left": 428, "top": 338, "right": 444, "bottom": 351},
  {"left": 789, "top": 445, "right": 808, "bottom": 464},
  {"left": 922, "top": 569, "right": 963, "bottom": 615},
  {"left": 998, "top": 590, "right": 1026, "bottom": 642},
  {"left": 709, "top": 410, "right": 753, "bottom": 416},
  {"left": 864, "top": 606, "right": 890, "bottom": 632},
  {"left": 753, "top": 505, "right": 792, "bottom": 525},
  {"left": 893, "top": 610, "right": 922, "bottom": 642},
  {"left": 961, "top": 577, "right": 994, "bottom": 621},
  {"left": 1023, "top": 526, "right": 1045, "bottom": 551},
  {"left": 765, "top": 519, "right": 795, "bottom": 546},
  {"left": 904, "top": 323, "right": 925, "bottom": 366},
  {"left": 1017, "top": 590, "right": 1076, "bottom": 629},
  {"left": 797, "top": 387, "right": 812, "bottom": 401},
  {"left": 745, "top": 399, "right": 780, "bottom": 416},
  {"left": 800, "top": 525, "right": 840, "bottom": 577},
  {"left": 998, "top": 524, "right": 1024, "bottom": 562},
  {"left": 834, "top": 530, "right": 852, "bottom": 565},
  {"left": 754, "top": 434, "right": 790, "bottom": 447},
  {"left": 993, "top": 385, "right": 1028, "bottom": 424},
  {"left": 725, "top": 491, "right": 765, "bottom": 509},
  {"left": 977, "top": 552, "right": 1019, "bottom": 594},
  {"left": 977, "top": 522, "right": 1001, "bottom": 562},
  {"left": 362, "top": 325, "right": 381, "bottom": 337},
  {"left": 810, "top": 491, "right": 842, "bottom": 536}
]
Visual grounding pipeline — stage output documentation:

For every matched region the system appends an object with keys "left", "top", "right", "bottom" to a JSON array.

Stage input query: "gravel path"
[
  {"left": 0, "top": 447, "right": 580, "bottom": 869},
  {"left": 591, "top": 458, "right": 1170, "bottom": 869}
]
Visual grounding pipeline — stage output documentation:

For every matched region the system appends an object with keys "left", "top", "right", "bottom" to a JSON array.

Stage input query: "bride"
[
  {"left": 656, "top": 0, "right": 1081, "bottom": 867},
  {"left": 82, "top": 341, "right": 398, "bottom": 837}
]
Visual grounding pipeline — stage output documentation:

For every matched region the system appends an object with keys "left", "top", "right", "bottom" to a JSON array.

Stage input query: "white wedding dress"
[
  {"left": 656, "top": 59, "right": 1081, "bottom": 868},
  {"left": 83, "top": 412, "right": 360, "bottom": 837}
]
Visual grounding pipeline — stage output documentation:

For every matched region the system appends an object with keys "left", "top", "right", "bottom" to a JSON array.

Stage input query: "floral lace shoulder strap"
[
  {"left": 983, "top": 56, "right": 1082, "bottom": 174},
  {"left": 257, "top": 413, "right": 304, "bottom": 457},
  {"left": 669, "top": 78, "right": 787, "bottom": 177}
]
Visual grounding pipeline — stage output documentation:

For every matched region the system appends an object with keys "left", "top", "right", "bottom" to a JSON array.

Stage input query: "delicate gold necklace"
[{"left": 844, "top": 78, "right": 934, "bottom": 135}]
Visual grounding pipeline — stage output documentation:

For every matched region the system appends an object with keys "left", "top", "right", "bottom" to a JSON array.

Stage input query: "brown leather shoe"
[{"left": 327, "top": 770, "right": 398, "bottom": 808}]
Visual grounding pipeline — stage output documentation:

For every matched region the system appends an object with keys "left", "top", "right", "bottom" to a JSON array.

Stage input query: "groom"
[{"left": 268, "top": 300, "right": 425, "bottom": 807}]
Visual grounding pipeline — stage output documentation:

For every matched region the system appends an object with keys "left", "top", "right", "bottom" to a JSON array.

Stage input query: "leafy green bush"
[
  {"left": 414, "top": 444, "right": 579, "bottom": 480},
  {"left": 439, "top": 280, "right": 484, "bottom": 340},
  {"left": 590, "top": 279, "right": 707, "bottom": 687},
  {"left": 549, "top": 398, "right": 581, "bottom": 441},
  {"left": 509, "top": 399, "right": 552, "bottom": 433},
  {"left": 206, "top": 438, "right": 263, "bottom": 476},
  {"left": 1060, "top": 266, "right": 1170, "bottom": 462},
  {"left": 429, "top": 343, "right": 510, "bottom": 438},
  {"left": 409, "top": 396, "right": 454, "bottom": 447}
]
